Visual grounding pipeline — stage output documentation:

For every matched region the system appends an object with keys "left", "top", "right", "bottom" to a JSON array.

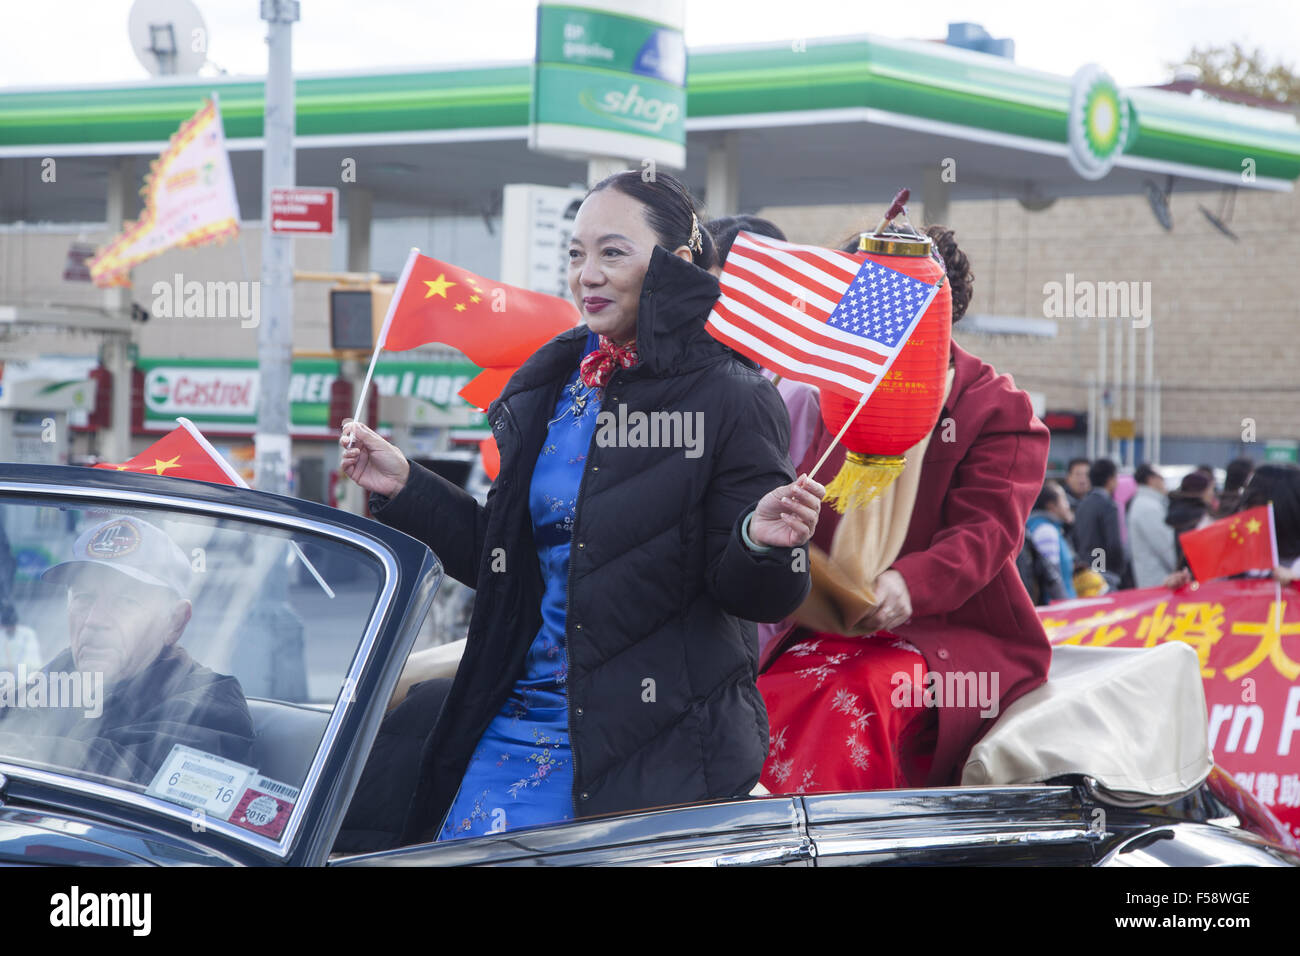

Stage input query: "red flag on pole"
[
  {"left": 95, "top": 417, "right": 243, "bottom": 485},
  {"left": 1179, "top": 504, "right": 1278, "bottom": 582},
  {"left": 97, "top": 418, "right": 335, "bottom": 596},
  {"left": 374, "top": 249, "right": 578, "bottom": 410}
]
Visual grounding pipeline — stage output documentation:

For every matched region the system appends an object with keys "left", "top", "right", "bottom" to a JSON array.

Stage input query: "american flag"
[{"left": 706, "top": 231, "right": 942, "bottom": 401}]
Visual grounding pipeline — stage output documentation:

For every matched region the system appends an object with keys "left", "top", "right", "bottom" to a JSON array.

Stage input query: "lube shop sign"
[
  {"left": 138, "top": 358, "right": 485, "bottom": 436},
  {"left": 531, "top": 0, "right": 686, "bottom": 169}
]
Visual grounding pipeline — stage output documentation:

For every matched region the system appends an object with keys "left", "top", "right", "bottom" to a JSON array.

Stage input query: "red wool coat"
[{"left": 797, "top": 341, "right": 1053, "bottom": 786}]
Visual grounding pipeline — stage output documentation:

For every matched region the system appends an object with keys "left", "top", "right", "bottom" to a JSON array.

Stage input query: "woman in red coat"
[{"left": 758, "top": 226, "right": 1052, "bottom": 792}]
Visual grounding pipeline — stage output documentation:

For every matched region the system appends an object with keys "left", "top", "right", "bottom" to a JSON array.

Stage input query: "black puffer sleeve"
[
  {"left": 369, "top": 459, "right": 490, "bottom": 588},
  {"left": 703, "top": 373, "right": 811, "bottom": 622}
]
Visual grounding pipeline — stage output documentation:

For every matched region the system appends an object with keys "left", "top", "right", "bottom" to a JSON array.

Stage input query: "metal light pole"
[{"left": 256, "top": 0, "right": 299, "bottom": 495}]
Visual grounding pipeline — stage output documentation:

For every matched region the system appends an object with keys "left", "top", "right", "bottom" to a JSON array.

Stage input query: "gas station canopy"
[{"left": 3, "top": 33, "right": 1298, "bottom": 223}]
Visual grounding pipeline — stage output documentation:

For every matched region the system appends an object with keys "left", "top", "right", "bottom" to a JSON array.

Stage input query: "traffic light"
[{"left": 328, "top": 283, "right": 394, "bottom": 352}]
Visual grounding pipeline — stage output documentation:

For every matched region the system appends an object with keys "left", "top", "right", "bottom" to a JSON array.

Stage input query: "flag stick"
[
  {"left": 1268, "top": 501, "right": 1280, "bottom": 569},
  {"left": 808, "top": 390, "right": 868, "bottom": 485},
  {"left": 177, "top": 417, "right": 335, "bottom": 599},
  {"left": 347, "top": 247, "right": 420, "bottom": 446}
]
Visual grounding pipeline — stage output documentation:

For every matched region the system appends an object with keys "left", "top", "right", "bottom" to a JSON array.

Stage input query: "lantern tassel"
[{"left": 823, "top": 452, "right": 906, "bottom": 513}]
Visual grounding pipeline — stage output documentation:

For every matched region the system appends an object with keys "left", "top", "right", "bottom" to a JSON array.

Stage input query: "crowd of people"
[{"left": 1019, "top": 454, "right": 1300, "bottom": 604}]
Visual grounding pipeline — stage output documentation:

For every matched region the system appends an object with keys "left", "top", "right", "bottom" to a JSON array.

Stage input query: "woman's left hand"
[
  {"left": 749, "top": 474, "right": 825, "bottom": 549},
  {"left": 855, "top": 569, "right": 913, "bottom": 634}
]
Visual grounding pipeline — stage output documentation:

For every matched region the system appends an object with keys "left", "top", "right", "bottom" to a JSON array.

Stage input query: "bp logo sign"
[{"left": 1068, "top": 64, "right": 1131, "bottom": 180}]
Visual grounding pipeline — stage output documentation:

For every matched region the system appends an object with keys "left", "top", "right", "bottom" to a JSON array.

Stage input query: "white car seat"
[{"left": 961, "top": 642, "right": 1212, "bottom": 805}]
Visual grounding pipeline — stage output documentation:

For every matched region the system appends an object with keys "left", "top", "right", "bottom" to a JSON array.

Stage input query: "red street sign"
[{"left": 269, "top": 187, "right": 337, "bottom": 237}]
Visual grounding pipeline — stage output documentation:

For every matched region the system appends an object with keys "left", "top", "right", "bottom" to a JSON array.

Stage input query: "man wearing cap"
[{"left": 0, "top": 515, "right": 254, "bottom": 786}]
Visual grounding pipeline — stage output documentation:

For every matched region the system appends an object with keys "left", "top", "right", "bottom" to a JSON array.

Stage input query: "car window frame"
[{"left": 0, "top": 477, "right": 401, "bottom": 861}]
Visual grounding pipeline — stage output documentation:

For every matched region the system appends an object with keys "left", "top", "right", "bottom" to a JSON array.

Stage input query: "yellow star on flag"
[
  {"left": 151, "top": 455, "right": 182, "bottom": 475},
  {"left": 1247, "top": 518, "right": 1262, "bottom": 534},
  {"left": 469, "top": 294, "right": 481, "bottom": 303},
  {"left": 114, "top": 465, "right": 130, "bottom": 471},
  {"left": 454, "top": 303, "right": 466, "bottom": 312},
  {"left": 424, "top": 274, "right": 456, "bottom": 299}
]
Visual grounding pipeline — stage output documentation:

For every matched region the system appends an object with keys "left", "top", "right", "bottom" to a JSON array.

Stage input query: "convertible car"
[{"left": 0, "top": 463, "right": 1295, "bottom": 867}]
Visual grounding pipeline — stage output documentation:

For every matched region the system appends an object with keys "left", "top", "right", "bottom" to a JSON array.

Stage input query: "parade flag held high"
[
  {"left": 1179, "top": 504, "right": 1279, "bottom": 582},
  {"left": 704, "top": 231, "right": 942, "bottom": 403},
  {"left": 88, "top": 96, "right": 242, "bottom": 288},
  {"left": 352, "top": 249, "right": 579, "bottom": 424}
]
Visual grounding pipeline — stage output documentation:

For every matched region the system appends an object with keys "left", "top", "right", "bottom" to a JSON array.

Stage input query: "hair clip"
[{"left": 689, "top": 213, "right": 702, "bottom": 254}]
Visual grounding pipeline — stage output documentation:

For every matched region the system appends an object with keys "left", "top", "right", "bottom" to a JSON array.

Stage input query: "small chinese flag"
[
  {"left": 95, "top": 417, "right": 245, "bottom": 487},
  {"left": 1179, "top": 504, "right": 1278, "bottom": 582},
  {"left": 378, "top": 250, "right": 579, "bottom": 409}
]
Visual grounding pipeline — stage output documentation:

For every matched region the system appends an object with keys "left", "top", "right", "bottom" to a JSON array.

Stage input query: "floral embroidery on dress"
[
  {"left": 769, "top": 757, "right": 794, "bottom": 786},
  {"left": 769, "top": 725, "right": 789, "bottom": 758},
  {"left": 542, "top": 443, "right": 558, "bottom": 456},
  {"left": 507, "top": 730, "right": 568, "bottom": 799},
  {"left": 451, "top": 789, "right": 493, "bottom": 835},
  {"left": 789, "top": 639, "right": 822, "bottom": 657},
  {"left": 831, "top": 688, "right": 875, "bottom": 769},
  {"left": 544, "top": 494, "right": 578, "bottom": 535},
  {"left": 792, "top": 766, "right": 818, "bottom": 794},
  {"left": 795, "top": 650, "right": 859, "bottom": 689}
]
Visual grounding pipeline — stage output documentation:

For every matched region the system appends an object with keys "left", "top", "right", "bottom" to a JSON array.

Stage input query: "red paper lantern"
[{"left": 820, "top": 232, "right": 952, "bottom": 511}]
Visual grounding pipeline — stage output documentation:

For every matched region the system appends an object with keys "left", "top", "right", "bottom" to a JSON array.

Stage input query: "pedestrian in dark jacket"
[
  {"left": 1215, "top": 457, "right": 1255, "bottom": 518},
  {"left": 1072, "top": 458, "right": 1128, "bottom": 589},
  {"left": 1167, "top": 471, "right": 1216, "bottom": 570},
  {"left": 340, "top": 171, "right": 820, "bottom": 845}
]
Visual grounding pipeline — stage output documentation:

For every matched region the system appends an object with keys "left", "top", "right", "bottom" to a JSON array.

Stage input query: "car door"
[
  {"left": 0, "top": 464, "right": 441, "bottom": 867},
  {"left": 802, "top": 785, "right": 1104, "bottom": 866},
  {"left": 331, "top": 796, "right": 815, "bottom": 866}
]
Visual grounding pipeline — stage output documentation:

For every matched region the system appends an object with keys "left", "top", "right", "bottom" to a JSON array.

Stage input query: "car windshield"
[{"left": 0, "top": 494, "right": 387, "bottom": 845}]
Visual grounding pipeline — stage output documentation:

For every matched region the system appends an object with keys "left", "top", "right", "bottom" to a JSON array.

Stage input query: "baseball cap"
[{"left": 42, "top": 515, "right": 192, "bottom": 599}]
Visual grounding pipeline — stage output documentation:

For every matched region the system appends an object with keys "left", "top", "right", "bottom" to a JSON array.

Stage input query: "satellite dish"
[
  {"left": 1199, "top": 187, "right": 1239, "bottom": 241},
  {"left": 128, "top": 0, "right": 208, "bottom": 76},
  {"left": 1143, "top": 176, "right": 1174, "bottom": 231},
  {"left": 1017, "top": 182, "right": 1057, "bottom": 212}
]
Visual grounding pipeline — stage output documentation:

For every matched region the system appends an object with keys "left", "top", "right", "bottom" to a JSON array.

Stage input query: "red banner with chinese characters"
[{"left": 1038, "top": 578, "right": 1300, "bottom": 839}]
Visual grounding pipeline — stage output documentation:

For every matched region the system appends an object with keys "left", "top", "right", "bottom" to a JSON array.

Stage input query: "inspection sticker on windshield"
[
  {"left": 146, "top": 745, "right": 256, "bottom": 822},
  {"left": 229, "top": 775, "right": 300, "bottom": 839}
]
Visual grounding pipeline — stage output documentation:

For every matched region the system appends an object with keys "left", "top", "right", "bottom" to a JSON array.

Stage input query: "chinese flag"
[
  {"left": 379, "top": 250, "right": 578, "bottom": 409},
  {"left": 95, "top": 417, "right": 245, "bottom": 487},
  {"left": 1179, "top": 504, "right": 1278, "bottom": 582}
]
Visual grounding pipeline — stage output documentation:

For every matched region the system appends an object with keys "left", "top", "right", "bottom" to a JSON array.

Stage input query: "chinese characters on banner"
[{"left": 1039, "top": 578, "right": 1300, "bottom": 837}]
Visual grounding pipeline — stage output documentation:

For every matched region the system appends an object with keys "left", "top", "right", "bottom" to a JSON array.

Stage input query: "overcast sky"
[{"left": 1, "top": 0, "right": 1296, "bottom": 90}]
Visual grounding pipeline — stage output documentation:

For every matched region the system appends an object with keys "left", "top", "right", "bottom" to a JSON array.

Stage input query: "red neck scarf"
[{"left": 579, "top": 335, "right": 639, "bottom": 389}]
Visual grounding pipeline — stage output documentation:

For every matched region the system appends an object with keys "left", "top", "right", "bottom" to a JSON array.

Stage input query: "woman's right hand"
[{"left": 339, "top": 419, "right": 410, "bottom": 498}]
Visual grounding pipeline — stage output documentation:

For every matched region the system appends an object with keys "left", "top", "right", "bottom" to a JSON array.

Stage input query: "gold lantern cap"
[{"left": 857, "top": 231, "right": 933, "bottom": 257}]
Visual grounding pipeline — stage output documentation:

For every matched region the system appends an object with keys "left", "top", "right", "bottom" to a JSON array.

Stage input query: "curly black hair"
[
  {"left": 924, "top": 225, "right": 974, "bottom": 323},
  {"left": 838, "top": 224, "right": 974, "bottom": 324}
]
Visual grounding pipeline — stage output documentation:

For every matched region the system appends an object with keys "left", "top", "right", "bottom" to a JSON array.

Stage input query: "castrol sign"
[{"left": 144, "top": 367, "right": 259, "bottom": 418}]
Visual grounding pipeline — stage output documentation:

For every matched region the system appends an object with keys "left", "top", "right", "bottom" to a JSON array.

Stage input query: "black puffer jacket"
[{"left": 373, "top": 247, "right": 809, "bottom": 843}]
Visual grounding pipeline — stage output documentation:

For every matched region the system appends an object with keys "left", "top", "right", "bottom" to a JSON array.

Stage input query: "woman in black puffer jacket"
[{"left": 340, "top": 171, "right": 821, "bottom": 845}]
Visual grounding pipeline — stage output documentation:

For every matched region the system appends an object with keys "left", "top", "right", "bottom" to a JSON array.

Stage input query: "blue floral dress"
[{"left": 439, "top": 353, "right": 601, "bottom": 841}]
